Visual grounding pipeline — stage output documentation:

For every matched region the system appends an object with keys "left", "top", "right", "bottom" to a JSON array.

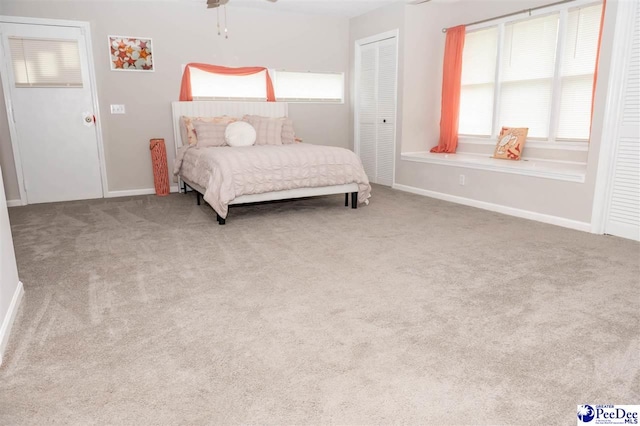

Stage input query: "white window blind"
[
  {"left": 274, "top": 71, "right": 344, "bottom": 102},
  {"left": 189, "top": 67, "right": 267, "bottom": 100},
  {"left": 557, "top": 4, "right": 603, "bottom": 139},
  {"left": 458, "top": 1, "right": 603, "bottom": 142},
  {"left": 9, "top": 37, "right": 83, "bottom": 88},
  {"left": 499, "top": 13, "right": 559, "bottom": 138},
  {"left": 459, "top": 27, "right": 498, "bottom": 136}
]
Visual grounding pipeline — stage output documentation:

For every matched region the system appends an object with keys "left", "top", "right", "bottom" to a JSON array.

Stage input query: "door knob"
[{"left": 82, "top": 111, "right": 95, "bottom": 127}]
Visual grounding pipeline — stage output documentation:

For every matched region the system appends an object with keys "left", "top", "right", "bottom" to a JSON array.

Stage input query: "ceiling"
[{"left": 224, "top": 0, "right": 405, "bottom": 18}]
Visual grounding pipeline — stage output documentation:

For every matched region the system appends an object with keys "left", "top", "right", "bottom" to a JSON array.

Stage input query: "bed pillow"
[
  {"left": 180, "top": 115, "right": 236, "bottom": 146},
  {"left": 280, "top": 118, "right": 296, "bottom": 144},
  {"left": 242, "top": 115, "right": 284, "bottom": 146},
  {"left": 243, "top": 115, "right": 296, "bottom": 144},
  {"left": 192, "top": 121, "right": 230, "bottom": 148},
  {"left": 225, "top": 121, "right": 257, "bottom": 147}
]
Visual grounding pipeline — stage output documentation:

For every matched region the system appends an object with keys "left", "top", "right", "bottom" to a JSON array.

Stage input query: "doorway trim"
[
  {"left": 0, "top": 15, "right": 108, "bottom": 205},
  {"left": 354, "top": 29, "right": 399, "bottom": 187}
]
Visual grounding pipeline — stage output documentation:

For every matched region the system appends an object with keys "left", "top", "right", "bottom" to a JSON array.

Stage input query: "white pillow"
[{"left": 225, "top": 121, "right": 257, "bottom": 147}]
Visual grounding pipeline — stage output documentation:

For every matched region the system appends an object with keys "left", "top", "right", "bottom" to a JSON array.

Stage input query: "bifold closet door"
[
  {"left": 605, "top": 4, "right": 640, "bottom": 241},
  {"left": 375, "top": 38, "right": 397, "bottom": 186},
  {"left": 358, "top": 43, "right": 378, "bottom": 185},
  {"left": 356, "top": 36, "right": 397, "bottom": 187}
]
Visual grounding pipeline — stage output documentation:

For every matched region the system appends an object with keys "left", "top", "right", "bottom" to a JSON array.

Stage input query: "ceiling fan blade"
[{"left": 207, "top": 0, "right": 272, "bottom": 9}]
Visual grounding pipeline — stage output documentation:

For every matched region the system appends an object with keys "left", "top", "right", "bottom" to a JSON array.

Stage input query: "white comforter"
[{"left": 174, "top": 144, "right": 371, "bottom": 218}]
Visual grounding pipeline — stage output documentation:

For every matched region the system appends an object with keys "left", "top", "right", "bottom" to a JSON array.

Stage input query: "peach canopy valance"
[{"left": 179, "top": 63, "right": 275, "bottom": 102}]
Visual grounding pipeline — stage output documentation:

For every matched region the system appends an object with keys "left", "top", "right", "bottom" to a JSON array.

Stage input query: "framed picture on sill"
[{"left": 108, "top": 35, "right": 154, "bottom": 72}]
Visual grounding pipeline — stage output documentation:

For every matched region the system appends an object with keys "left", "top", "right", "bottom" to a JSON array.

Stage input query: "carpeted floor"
[{"left": 0, "top": 185, "right": 638, "bottom": 425}]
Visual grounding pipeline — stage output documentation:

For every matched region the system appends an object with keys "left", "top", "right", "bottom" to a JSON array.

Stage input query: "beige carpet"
[{"left": 1, "top": 185, "right": 638, "bottom": 425}]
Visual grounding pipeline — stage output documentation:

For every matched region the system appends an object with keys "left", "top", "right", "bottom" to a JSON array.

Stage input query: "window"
[
  {"left": 187, "top": 67, "right": 344, "bottom": 103},
  {"left": 459, "top": 28, "right": 498, "bottom": 136},
  {"left": 558, "top": 6, "right": 603, "bottom": 139},
  {"left": 458, "top": 2, "right": 602, "bottom": 141},
  {"left": 9, "top": 37, "right": 83, "bottom": 88},
  {"left": 189, "top": 67, "right": 267, "bottom": 100},
  {"left": 273, "top": 71, "right": 344, "bottom": 103}
]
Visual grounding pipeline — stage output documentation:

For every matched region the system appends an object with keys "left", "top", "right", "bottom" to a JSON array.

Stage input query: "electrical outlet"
[
  {"left": 459, "top": 174, "right": 466, "bottom": 186},
  {"left": 110, "top": 104, "right": 126, "bottom": 114}
]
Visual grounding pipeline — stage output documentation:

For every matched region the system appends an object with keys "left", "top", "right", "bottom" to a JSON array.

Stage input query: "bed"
[{"left": 171, "top": 101, "right": 371, "bottom": 224}]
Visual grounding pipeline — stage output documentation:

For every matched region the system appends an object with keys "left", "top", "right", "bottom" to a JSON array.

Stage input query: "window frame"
[{"left": 458, "top": 0, "right": 602, "bottom": 146}]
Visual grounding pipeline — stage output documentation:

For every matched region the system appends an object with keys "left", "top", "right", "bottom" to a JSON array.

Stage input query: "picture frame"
[{"left": 108, "top": 35, "right": 154, "bottom": 72}]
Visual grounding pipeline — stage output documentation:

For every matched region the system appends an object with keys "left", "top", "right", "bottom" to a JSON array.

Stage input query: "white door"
[
  {"left": 358, "top": 42, "right": 378, "bottom": 185},
  {"left": 0, "top": 21, "right": 103, "bottom": 204},
  {"left": 604, "top": 4, "right": 640, "bottom": 241},
  {"left": 356, "top": 34, "right": 398, "bottom": 187}
]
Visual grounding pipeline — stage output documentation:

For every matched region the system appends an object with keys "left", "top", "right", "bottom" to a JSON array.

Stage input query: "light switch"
[{"left": 110, "top": 104, "right": 126, "bottom": 114}]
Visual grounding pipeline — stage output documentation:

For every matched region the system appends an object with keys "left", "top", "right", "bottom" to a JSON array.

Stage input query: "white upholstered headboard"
[{"left": 171, "top": 101, "right": 288, "bottom": 155}]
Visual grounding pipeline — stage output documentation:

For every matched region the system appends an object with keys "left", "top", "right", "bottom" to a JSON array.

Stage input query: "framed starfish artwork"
[{"left": 108, "top": 36, "right": 154, "bottom": 72}]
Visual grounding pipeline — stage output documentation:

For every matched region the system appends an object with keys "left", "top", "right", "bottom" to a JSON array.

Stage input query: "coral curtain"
[
  {"left": 179, "top": 63, "right": 276, "bottom": 102},
  {"left": 431, "top": 25, "right": 466, "bottom": 153},
  {"left": 590, "top": 0, "right": 607, "bottom": 135}
]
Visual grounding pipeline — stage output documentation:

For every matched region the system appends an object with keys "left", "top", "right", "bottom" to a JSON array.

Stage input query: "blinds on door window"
[{"left": 9, "top": 37, "right": 83, "bottom": 88}]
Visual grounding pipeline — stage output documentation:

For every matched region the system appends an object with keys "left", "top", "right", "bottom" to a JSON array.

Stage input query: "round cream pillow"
[{"left": 225, "top": 121, "right": 256, "bottom": 147}]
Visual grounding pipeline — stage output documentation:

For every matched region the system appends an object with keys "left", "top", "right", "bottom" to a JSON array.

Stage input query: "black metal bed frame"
[{"left": 182, "top": 181, "right": 357, "bottom": 226}]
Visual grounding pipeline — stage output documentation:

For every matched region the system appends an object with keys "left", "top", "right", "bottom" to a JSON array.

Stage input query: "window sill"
[
  {"left": 459, "top": 136, "right": 589, "bottom": 152},
  {"left": 401, "top": 152, "right": 586, "bottom": 183}
]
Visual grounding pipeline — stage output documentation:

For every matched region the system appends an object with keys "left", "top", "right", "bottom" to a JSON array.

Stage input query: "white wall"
[
  {"left": 0, "top": 1, "right": 350, "bottom": 201},
  {"left": 0, "top": 164, "right": 22, "bottom": 365},
  {"left": 350, "top": 0, "right": 620, "bottom": 225}
]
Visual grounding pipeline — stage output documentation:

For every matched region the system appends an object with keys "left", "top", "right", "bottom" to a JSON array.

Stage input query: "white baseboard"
[
  {"left": 7, "top": 187, "right": 180, "bottom": 204},
  {"left": 105, "top": 186, "right": 179, "bottom": 198},
  {"left": 0, "top": 281, "right": 24, "bottom": 367},
  {"left": 392, "top": 183, "right": 592, "bottom": 233}
]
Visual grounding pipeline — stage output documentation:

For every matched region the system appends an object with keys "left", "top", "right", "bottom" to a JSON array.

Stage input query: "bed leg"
[
  {"left": 196, "top": 192, "right": 201, "bottom": 206},
  {"left": 216, "top": 213, "right": 226, "bottom": 225},
  {"left": 351, "top": 192, "right": 358, "bottom": 209},
  {"left": 182, "top": 181, "right": 187, "bottom": 194},
  {"left": 345, "top": 193, "right": 349, "bottom": 207}
]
